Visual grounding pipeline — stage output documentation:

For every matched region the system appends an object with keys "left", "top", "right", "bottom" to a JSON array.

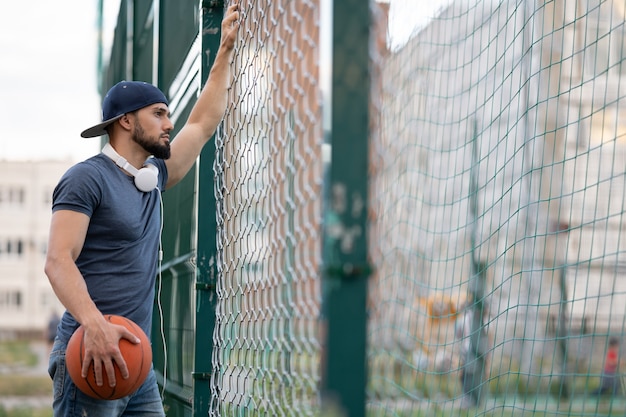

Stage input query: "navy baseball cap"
[{"left": 81, "top": 81, "right": 169, "bottom": 138}]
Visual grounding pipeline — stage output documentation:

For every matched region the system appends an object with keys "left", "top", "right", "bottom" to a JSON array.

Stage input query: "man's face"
[{"left": 130, "top": 104, "right": 173, "bottom": 159}]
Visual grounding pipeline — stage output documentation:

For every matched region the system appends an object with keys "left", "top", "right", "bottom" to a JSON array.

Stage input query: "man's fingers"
[
  {"left": 225, "top": 9, "right": 240, "bottom": 25},
  {"left": 223, "top": 3, "right": 241, "bottom": 45},
  {"left": 113, "top": 351, "right": 130, "bottom": 380},
  {"left": 103, "top": 359, "right": 117, "bottom": 387},
  {"left": 80, "top": 354, "right": 92, "bottom": 379},
  {"left": 85, "top": 358, "right": 116, "bottom": 387},
  {"left": 122, "top": 328, "right": 141, "bottom": 344},
  {"left": 225, "top": 2, "right": 240, "bottom": 23},
  {"left": 92, "top": 360, "right": 105, "bottom": 387}
]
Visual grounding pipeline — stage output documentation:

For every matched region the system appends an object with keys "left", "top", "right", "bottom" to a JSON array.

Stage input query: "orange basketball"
[{"left": 66, "top": 314, "right": 152, "bottom": 400}]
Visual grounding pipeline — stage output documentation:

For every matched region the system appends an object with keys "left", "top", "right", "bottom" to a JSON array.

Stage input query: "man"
[
  {"left": 593, "top": 337, "right": 621, "bottom": 397},
  {"left": 46, "top": 310, "right": 60, "bottom": 348},
  {"left": 44, "top": 3, "right": 240, "bottom": 415},
  {"left": 455, "top": 299, "right": 489, "bottom": 409}
]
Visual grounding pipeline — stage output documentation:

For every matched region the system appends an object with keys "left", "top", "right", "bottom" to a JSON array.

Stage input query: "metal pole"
[{"left": 321, "top": 0, "right": 371, "bottom": 415}]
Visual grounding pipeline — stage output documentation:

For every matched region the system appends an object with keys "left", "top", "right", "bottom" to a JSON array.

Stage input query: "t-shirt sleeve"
[{"left": 52, "top": 162, "right": 102, "bottom": 217}]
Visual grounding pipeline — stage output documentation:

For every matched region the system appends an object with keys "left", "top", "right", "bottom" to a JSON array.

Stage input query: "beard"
[{"left": 132, "top": 122, "right": 171, "bottom": 159}]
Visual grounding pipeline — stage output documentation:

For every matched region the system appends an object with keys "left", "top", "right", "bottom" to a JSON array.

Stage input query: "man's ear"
[{"left": 118, "top": 114, "right": 133, "bottom": 130}]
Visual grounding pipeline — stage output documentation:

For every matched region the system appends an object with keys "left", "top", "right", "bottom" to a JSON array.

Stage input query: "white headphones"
[{"left": 101, "top": 143, "right": 159, "bottom": 192}]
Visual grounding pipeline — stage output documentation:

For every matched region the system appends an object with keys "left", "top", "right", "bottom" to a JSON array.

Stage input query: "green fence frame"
[
  {"left": 321, "top": 0, "right": 371, "bottom": 416},
  {"left": 194, "top": 2, "right": 224, "bottom": 416}
]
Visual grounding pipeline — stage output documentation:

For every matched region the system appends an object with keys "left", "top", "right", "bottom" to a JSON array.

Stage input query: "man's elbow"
[
  {"left": 44, "top": 254, "right": 65, "bottom": 287},
  {"left": 44, "top": 256, "right": 57, "bottom": 284}
]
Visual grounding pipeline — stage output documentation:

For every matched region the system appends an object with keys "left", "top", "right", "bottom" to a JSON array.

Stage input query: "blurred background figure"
[
  {"left": 455, "top": 298, "right": 490, "bottom": 409},
  {"left": 592, "top": 337, "right": 621, "bottom": 396},
  {"left": 46, "top": 310, "right": 60, "bottom": 348}
]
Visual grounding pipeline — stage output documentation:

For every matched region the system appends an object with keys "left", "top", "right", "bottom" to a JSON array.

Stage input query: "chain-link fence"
[
  {"left": 100, "top": 0, "right": 626, "bottom": 415},
  {"left": 210, "top": 1, "right": 324, "bottom": 414}
]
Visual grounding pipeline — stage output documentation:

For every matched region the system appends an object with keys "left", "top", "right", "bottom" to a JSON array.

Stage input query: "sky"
[
  {"left": 387, "top": 0, "right": 449, "bottom": 50},
  {"left": 0, "top": 0, "right": 443, "bottom": 163},
  {"left": 0, "top": 0, "right": 102, "bottom": 162}
]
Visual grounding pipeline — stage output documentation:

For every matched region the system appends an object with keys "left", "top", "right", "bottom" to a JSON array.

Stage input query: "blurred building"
[
  {"left": 370, "top": 0, "right": 626, "bottom": 389},
  {"left": 0, "top": 160, "right": 69, "bottom": 338}
]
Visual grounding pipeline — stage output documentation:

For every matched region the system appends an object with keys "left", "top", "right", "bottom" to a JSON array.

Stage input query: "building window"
[
  {"left": 0, "top": 238, "right": 26, "bottom": 258},
  {"left": 0, "top": 186, "right": 26, "bottom": 207},
  {"left": 0, "top": 290, "right": 22, "bottom": 310}
]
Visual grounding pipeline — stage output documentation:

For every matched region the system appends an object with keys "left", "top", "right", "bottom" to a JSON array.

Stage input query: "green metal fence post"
[
  {"left": 467, "top": 119, "right": 488, "bottom": 406},
  {"left": 194, "top": 1, "right": 224, "bottom": 416},
  {"left": 321, "top": 0, "right": 371, "bottom": 415}
]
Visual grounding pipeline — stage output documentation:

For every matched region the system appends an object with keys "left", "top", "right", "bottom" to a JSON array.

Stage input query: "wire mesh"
[
  {"left": 209, "top": 1, "right": 324, "bottom": 415},
  {"left": 368, "top": 0, "right": 626, "bottom": 416}
]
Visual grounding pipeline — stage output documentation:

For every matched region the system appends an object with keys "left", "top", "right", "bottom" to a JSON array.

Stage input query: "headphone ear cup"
[{"left": 134, "top": 164, "right": 159, "bottom": 192}]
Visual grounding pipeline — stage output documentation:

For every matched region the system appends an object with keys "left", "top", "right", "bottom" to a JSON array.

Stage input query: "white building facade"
[{"left": 0, "top": 160, "right": 71, "bottom": 337}]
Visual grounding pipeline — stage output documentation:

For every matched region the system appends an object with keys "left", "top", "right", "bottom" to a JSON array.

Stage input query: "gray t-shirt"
[{"left": 52, "top": 153, "right": 168, "bottom": 342}]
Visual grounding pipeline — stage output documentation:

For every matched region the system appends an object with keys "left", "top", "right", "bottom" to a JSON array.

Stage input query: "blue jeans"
[{"left": 48, "top": 338, "right": 165, "bottom": 417}]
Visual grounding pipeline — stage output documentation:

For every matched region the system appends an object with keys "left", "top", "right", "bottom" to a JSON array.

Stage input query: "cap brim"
[{"left": 80, "top": 115, "right": 123, "bottom": 138}]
